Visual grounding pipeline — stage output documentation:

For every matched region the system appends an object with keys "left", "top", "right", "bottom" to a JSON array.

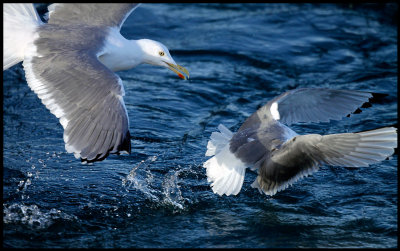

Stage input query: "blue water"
[{"left": 2, "top": 3, "right": 398, "bottom": 248}]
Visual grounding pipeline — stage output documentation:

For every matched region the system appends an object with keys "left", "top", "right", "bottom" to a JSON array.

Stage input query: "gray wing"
[
  {"left": 270, "top": 88, "right": 373, "bottom": 125},
  {"left": 253, "top": 127, "right": 397, "bottom": 196},
  {"left": 23, "top": 26, "right": 131, "bottom": 162},
  {"left": 239, "top": 88, "right": 373, "bottom": 131},
  {"left": 47, "top": 3, "right": 140, "bottom": 29}
]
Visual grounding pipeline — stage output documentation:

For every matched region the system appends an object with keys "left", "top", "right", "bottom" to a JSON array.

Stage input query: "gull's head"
[{"left": 137, "top": 39, "right": 189, "bottom": 80}]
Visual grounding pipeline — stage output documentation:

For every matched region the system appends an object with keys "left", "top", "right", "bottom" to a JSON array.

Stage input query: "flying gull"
[
  {"left": 3, "top": 3, "right": 189, "bottom": 162},
  {"left": 203, "top": 88, "right": 397, "bottom": 196}
]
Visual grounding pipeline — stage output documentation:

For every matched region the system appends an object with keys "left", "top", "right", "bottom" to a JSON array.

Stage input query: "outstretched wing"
[
  {"left": 253, "top": 127, "right": 397, "bottom": 196},
  {"left": 23, "top": 25, "right": 131, "bottom": 162},
  {"left": 47, "top": 3, "right": 140, "bottom": 30},
  {"left": 239, "top": 88, "right": 373, "bottom": 131}
]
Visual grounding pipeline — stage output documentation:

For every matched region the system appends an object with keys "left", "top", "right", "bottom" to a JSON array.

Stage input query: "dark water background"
[{"left": 2, "top": 3, "right": 398, "bottom": 248}]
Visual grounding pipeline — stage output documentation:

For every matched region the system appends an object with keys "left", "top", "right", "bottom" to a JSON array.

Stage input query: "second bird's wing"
[
  {"left": 239, "top": 88, "right": 373, "bottom": 131},
  {"left": 253, "top": 127, "right": 397, "bottom": 196}
]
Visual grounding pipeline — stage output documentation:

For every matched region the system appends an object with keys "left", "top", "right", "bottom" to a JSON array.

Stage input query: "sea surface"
[{"left": 2, "top": 3, "right": 398, "bottom": 248}]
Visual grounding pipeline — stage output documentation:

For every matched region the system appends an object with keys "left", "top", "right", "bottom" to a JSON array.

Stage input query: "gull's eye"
[{"left": 159, "top": 51, "right": 165, "bottom": 56}]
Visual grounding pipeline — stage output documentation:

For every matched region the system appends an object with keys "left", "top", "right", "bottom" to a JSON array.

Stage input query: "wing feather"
[
  {"left": 47, "top": 3, "right": 140, "bottom": 30},
  {"left": 23, "top": 26, "right": 131, "bottom": 162},
  {"left": 244, "top": 88, "right": 373, "bottom": 129},
  {"left": 254, "top": 127, "right": 397, "bottom": 196}
]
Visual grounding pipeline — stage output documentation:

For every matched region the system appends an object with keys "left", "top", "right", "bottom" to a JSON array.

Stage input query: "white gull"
[
  {"left": 3, "top": 3, "right": 189, "bottom": 162},
  {"left": 203, "top": 88, "right": 397, "bottom": 196}
]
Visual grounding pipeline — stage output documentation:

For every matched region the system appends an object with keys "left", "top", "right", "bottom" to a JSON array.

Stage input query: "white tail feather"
[
  {"left": 205, "top": 124, "right": 233, "bottom": 156},
  {"left": 203, "top": 124, "right": 247, "bottom": 196},
  {"left": 3, "top": 3, "right": 42, "bottom": 71}
]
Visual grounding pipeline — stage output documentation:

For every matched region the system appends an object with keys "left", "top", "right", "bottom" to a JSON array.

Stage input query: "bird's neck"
[{"left": 98, "top": 28, "right": 144, "bottom": 72}]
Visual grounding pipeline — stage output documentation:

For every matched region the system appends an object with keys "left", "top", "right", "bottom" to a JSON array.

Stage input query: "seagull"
[
  {"left": 3, "top": 3, "right": 189, "bottom": 162},
  {"left": 203, "top": 88, "right": 397, "bottom": 196}
]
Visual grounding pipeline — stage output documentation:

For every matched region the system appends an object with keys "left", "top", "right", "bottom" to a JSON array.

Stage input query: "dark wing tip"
[
  {"left": 81, "top": 153, "right": 110, "bottom": 164},
  {"left": 119, "top": 130, "right": 131, "bottom": 154},
  {"left": 347, "top": 92, "right": 390, "bottom": 117},
  {"left": 80, "top": 131, "right": 131, "bottom": 163}
]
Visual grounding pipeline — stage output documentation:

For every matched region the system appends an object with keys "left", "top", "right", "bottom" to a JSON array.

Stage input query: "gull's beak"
[{"left": 165, "top": 62, "right": 189, "bottom": 80}]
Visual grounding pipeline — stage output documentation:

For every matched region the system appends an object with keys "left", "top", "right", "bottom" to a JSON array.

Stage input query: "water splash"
[
  {"left": 162, "top": 171, "right": 183, "bottom": 208},
  {"left": 122, "top": 156, "right": 192, "bottom": 213},
  {"left": 161, "top": 168, "right": 191, "bottom": 213},
  {"left": 122, "top": 155, "right": 160, "bottom": 201},
  {"left": 3, "top": 203, "right": 77, "bottom": 230},
  {"left": 16, "top": 157, "right": 49, "bottom": 197}
]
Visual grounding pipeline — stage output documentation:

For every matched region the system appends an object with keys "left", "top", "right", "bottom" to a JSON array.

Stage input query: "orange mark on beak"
[{"left": 165, "top": 62, "right": 189, "bottom": 80}]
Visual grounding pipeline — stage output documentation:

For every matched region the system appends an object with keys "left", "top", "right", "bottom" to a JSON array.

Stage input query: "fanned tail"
[
  {"left": 203, "top": 124, "right": 247, "bottom": 196},
  {"left": 205, "top": 124, "right": 233, "bottom": 157}
]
